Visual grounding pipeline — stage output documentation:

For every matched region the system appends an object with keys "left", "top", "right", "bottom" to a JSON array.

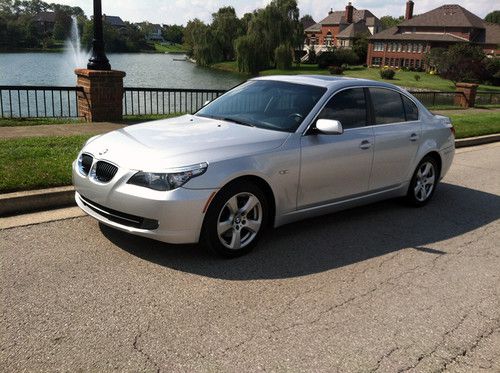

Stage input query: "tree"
[
  {"left": 300, "top": 14, "right": 315, "bottom": 28},
  {"left": 379, "top": 15, "right": 404, "bottom": 30},
  {"left": 484, "top": 10, "right": 500, "bottom": 24},
  {"left": 211, "top": 6, "right": 242, "bottom": 60},
  {"left": 352, "top": 33, "right": 369, "bottom": 64},
  {"left": 163, "top": 24, "right": 183, "bottom": 44},
  {"left": 425, "top": 44, "right": 488, "bottom": 83},
  {"left": 52, "top": 10, "right": 71, "bottom": 40}
]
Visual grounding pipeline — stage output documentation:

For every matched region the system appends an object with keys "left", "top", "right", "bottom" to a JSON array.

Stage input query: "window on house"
[
  {"left": 397, "top": 43, "right": 402, "bottom": 52},
  {"left": 418, "top": 43, "right": 423, "bottom": 53},
  {"left": 372, "top": 57, "right": 382, "bottom": 66}
]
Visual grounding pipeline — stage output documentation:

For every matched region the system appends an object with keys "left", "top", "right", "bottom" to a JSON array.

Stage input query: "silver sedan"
[{"left": 72, "top": 76, "right": 455, "bottom": 257}]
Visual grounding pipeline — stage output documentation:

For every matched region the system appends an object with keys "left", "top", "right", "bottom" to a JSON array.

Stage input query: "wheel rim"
[
  {"left": 414, "top": 161, "right": 435, "bottom": 202},
  {"left": 217, "top": 192, "right": 262, "bottom": 250}
]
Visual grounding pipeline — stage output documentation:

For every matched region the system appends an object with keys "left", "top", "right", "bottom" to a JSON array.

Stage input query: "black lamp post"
[{"left": 87, "top": 0, "right": 111, "bottom": 70}]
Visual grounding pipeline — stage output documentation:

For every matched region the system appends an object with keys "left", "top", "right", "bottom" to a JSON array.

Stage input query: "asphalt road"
[{"left": 1, "top": 143, "right": 499, "bottom": 372}]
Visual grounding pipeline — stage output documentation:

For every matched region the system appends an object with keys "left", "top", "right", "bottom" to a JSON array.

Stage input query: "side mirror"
[{"left": 316, "top": 119, "right": 343, "bottom": 135}]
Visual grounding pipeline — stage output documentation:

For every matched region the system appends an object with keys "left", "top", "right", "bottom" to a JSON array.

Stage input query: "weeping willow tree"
[{"left": 235, "top": 0, "right": 302, "bottom": 73}]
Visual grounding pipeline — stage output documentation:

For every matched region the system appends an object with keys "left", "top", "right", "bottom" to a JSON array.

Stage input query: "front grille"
[
  {"left": 79, "top": 195, "right": 159, "bottom": 230},
  {"left": 95, "top": 161, "right": 118, "bottom": 183},
  {"left": 80, "top": 154, "right": 93, "bottom": 175}
]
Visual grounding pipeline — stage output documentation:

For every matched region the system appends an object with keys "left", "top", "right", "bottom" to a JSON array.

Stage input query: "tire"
[
  {"left": 406, "top": 155, "right": 439, "bottom": 207},
  {"left": 201, "top": 181, "right": 269, "bottom": 258}
]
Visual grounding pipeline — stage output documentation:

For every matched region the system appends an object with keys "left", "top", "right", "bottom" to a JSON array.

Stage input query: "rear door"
[
  {"left": 298, "top": 88, "right": 374, "bottom": 208},
  {"left": 368, "top": 88, "right": 421, "bottom": 190}
]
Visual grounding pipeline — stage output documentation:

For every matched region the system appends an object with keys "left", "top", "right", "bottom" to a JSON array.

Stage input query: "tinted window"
[
  {"left": 402, "top": 95, "right": 419, "bottom": 121},
  {"left": 370, "top": 88, "right": 406, "bottom": 125},
  {"left": 196, "top": 80, "right": 326, "bottom": 133},
  {"left": 318, "top": 88, "right": 367, "bottom": 129}
]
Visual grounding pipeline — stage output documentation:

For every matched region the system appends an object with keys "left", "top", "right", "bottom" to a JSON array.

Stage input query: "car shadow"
[{"left": 99, "top": 183, "right": 500, "bottom": 280}]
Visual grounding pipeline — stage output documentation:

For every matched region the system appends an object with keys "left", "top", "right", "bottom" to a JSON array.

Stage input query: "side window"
[
  {"left": 317, "top": 88, "right": 367, "bottom": 129},
  {"left": 369, "top": 88, "right": 406, "bottom": 125},
  {"left": 402, "top": 95, "right": 419, "bottom": 121}
]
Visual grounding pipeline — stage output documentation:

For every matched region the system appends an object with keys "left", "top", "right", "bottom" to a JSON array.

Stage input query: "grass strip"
[{"left": 0, "top": 135, "right": 91, "bottom": 193}]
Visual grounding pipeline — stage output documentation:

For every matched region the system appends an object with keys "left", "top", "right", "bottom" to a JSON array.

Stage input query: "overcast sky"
[{"left": 53, "top": 0, "right": 495, "bottom": 25}]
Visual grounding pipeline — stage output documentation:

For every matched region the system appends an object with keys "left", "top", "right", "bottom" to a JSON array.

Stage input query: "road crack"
[{"left": 133, "top": 323, "right": 161, "bottom": 373}]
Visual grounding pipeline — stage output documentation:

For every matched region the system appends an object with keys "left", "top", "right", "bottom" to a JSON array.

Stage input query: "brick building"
[
  {"left": 304, "top": 2, "right": 381, "bottom": 50},
  {"left": 367, "top": 1, "right": 500, "bottom": 69}
]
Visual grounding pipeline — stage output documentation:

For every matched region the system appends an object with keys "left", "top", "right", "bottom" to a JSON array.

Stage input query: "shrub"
[
  {"left": 317, "top": 49, "right": 359, "bottom": 69},
  {"left": 306, "top": 46, "right": 316, "bottom": 64},
  {"left": 380, "top": 68, "right": 396, "bottom": 79},
  {"left": 329, "top": 65, "right": 344, "bottom": 75},
  {"left": 414, "top": 74, "right": 421, "bottom": 81},
  {"left": 274, "top": 43, "right": 293, "bottom": 70}
]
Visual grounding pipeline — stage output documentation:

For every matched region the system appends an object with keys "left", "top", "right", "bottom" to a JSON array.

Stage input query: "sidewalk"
[{"left": 0, "top": 122, "right": 126, "bottom": 139}]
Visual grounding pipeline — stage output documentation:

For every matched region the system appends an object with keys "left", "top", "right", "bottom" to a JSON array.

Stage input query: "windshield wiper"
[{"left": 219, "top": 116, "right": 256, "bottom": 127}]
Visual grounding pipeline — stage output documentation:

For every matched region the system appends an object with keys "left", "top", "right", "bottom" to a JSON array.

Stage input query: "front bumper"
[{"left": 73, "top": 160, "right": 216, "bottom": 244}]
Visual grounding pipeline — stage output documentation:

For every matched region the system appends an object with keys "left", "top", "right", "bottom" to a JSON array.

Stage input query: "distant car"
[{"left": 73, "top": 76, "right": 455, "bottom": 257}]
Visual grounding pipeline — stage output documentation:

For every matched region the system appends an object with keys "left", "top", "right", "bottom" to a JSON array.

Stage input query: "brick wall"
[{"left": 75, "top": 69, "right": 126, "bottom": 122}]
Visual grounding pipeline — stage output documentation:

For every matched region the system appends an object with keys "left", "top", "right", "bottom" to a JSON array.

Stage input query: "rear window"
[
  {"left": 369, "top": 88, "right": 406, "bottom": 125},
  {"left": 402, "top": 95, "right": 419, "bottom": 121}
]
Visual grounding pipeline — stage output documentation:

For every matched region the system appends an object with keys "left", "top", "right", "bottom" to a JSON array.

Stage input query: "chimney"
[
  {"left": 345, "top": 2, "right": 354, "bottom": 23},
  {"left": 405, "top": 0, "right": 414, "bottom": 20},
  {"left": 328, "top": 8, "right": 333, "bottom": 15}
]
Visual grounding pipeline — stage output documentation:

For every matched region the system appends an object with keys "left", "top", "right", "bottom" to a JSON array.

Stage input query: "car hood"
[{"left": 83, "top": 115, "right": 290, "bottom": 170}]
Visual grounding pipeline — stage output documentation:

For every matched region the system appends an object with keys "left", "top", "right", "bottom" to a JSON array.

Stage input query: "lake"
[{"left": 0, "top": 52, "right": 244, "bottom": 89}]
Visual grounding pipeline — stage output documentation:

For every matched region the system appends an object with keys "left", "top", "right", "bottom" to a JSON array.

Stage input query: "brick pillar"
[
  {"left": 454, "top": 82, "right": 479, "bottom": 108},
  {"left": 75, "top": 68, "right": 126, "bottom": 122}
]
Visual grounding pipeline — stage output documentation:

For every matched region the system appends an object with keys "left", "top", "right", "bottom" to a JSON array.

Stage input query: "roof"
[
  {"left": 318, "top": 9, "right": 379, "bottom": 26},
  {"left": 253, "top": 75, "right": 401, "bottom": 91},
  {"left": 337, "top": 21, "right": 371, "bottom": 39},
  {"left": 33, "top": 11, "right": 56, "bottom": 23},
  {"left": 305, "top": 22, "right": 321, "bottom": 32},
  {"left": 104, "top": 15, "right": 126, "bottom": 27},
  {"left": 301, "top": 17, "right": 316, "bottom": 30},
  {"left": 483, "top": 22, "right": 500, "bottom": 45},
  {"left": 370, "top": 26, "right": 469, "bottom": 42},
  {"left": 399, "top": 4, "right": 485, "bottom": 28}
]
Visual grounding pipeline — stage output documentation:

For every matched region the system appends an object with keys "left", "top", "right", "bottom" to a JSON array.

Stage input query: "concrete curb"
[
  {"left": 0, "top": 136, "right": 498, "bottom": 217},
  {"left": 455, "top": 133, "right": 500, "bottom": 148},
  {"left": 0, "top": 186, "right": 75, "bottom": 217}
]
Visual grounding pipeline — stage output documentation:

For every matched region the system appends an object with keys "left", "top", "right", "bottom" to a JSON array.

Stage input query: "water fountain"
[{"left": 63, "top": 16, "right": 90, "bottom": 69}]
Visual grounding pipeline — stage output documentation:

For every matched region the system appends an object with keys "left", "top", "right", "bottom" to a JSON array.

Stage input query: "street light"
[{"left": 87, "top": 0, "right": 111, "bottom": 70}]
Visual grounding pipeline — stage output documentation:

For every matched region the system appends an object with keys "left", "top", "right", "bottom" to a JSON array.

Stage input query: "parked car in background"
[{"left": 73, "top": 76, "right": 455, "bottom": 257}]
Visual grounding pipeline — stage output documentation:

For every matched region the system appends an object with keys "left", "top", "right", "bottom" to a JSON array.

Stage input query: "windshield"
[{"left": 196, "top": 80, "right": 327, "bottom": 133}]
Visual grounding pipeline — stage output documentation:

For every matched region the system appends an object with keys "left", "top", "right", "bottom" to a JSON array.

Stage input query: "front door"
[{"left": 298, "top": 88, "right": 374, "bottom": 208}]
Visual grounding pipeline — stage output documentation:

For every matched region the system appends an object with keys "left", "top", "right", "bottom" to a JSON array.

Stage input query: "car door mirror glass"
[{"left": 316, "top": 119, "right": 343, "bottom": 135}]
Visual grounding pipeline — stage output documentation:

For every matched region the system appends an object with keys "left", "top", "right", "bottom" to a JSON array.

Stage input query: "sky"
[{"left": 53, "top": 0, "right": 495, "bottom": 25}]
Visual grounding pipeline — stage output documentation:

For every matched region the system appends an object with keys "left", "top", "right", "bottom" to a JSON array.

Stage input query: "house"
[
  {"left": 137, "top": 23, "right": 164, "bottom": 42},
  {"left": 304, "top": 2, "right": 381, "bottom": 50},
  {"left": 367, "top": 1, "right": 500, "bottom": 69},
  {"left": 33, "top": 11, "right": 56, "bottom": 34},
  {"left": 103, "top": 14, "right": 127, "bottom": 29}
]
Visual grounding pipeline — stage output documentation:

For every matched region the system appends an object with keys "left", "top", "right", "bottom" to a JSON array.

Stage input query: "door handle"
[
  {"left": 410, "top": 133, "right": 419, "bottom": 142},
  {"left": 359, "top": 140, "right": 372, "bottom": 150}
]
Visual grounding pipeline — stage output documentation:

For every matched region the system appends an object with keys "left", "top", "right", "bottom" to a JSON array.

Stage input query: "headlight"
[{"left": 127, "top": 162, "right": 208, "bottom": 191}]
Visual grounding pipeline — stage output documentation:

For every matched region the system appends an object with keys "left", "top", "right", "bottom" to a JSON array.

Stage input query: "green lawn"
[
  {"left": 0, "top": 117, "right": 84, "bottom": 127},
  {"left": 0, "top": 135, "right": 92, "bottom": 193},
  {"left": 151, "top": 42, "right": 187, "bottom": 53},
  {"left": 212, "top": 62, "right": 500, "bottom": 92},
  {"left": 447, "top": 112, "right": 500, "bottom": 139},
  {"left": 0, "top": 111, "right": 497, "bottom": 193}
]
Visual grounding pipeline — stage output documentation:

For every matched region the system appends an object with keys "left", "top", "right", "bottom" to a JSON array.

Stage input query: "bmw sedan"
[{"left": 73, "top": 76, "right": 455, "bottom": 257}]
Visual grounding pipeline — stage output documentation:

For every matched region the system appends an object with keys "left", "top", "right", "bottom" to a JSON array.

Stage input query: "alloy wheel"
[
  {"left": 217, "top": 192, "right": 263, "bottom": 250},
  {"left": 414, "top": 161, "right": 435, "bottom": 202}
]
